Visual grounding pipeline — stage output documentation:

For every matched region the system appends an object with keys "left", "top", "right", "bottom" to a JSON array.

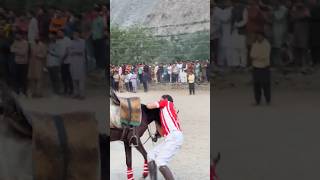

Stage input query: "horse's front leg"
[
  {"left": 135, "top": 139, "right": 149, "bottom": 178},
  {"left": 124, "top": 142, "right": 134, "bottom": 180}
]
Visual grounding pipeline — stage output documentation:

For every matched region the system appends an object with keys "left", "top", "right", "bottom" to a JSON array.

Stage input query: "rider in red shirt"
[{"left": 146, "top": 95, "right": 183, "bottom": 180}]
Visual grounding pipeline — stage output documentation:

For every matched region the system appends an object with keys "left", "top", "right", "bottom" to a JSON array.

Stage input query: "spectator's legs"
[
  {"left": 93, "top": 38, "right": 107, "bottom": 70},
  {"left": 48, "top": 66, "right": 61, "bottom": 95},
  {"left": 253, "top": 68, "right": 262, "bottom": 105},
  {"left": 67, "top": 64, "right": 73, "bottom": 94},
  {"left": 15, "top": 64, "right": 28, "bottom": 95},
  {"left": 139, "top": 74, "right": 142, "bottom": 83},
  {"left": 189, "top": 83, "right": 192, "bottom": 95},
  {"left": 79, "top": 78, "right": 85, "bottom": 98},
  {"left": 73, "top": 80, "right": 79, "bottom": 97},
  {"left": 61, "top": 64, "right": 68, "bottom": 94},
  {"left": 132, "top": 81, "right": 137, "bottom": 93},
  {"left": 129, "top": 82, "right": 133, "bottom": 92},
  {"left": 115, "top": 82, "right": 119, "bottom": 92},
  {"left": 191, "top": 83, "right": 195, "bottom": 94},
  {"left": 262, "top": 68, "right": 271, "bottom": 104},
  {"left": 240, "top": 47, "right": 247, "bottom": 68},
  {"left": 28, "top": 79, "right": 35, "bottom": 96},
  {"left": 35, "top": 79, "right": 42, "bottom": 97},
  {"left": 271, "top": 47, "right": 281, "bottom": 67},
  {"left": 143, "top": 80, "right": 148, "bottom": 92},
  {"left": 61, "top": 64, "right": 73, "bottom": 95},
  {"left": 125, "top": 82, "right": 129, "bottom": 91}
]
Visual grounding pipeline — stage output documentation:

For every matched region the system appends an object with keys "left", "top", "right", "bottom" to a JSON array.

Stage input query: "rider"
[{"left": 146, "top": 94, "right": 183, "bottom": 180}]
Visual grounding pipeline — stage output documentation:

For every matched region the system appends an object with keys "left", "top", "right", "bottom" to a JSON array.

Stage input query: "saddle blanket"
[
  {"left": 110, "top": 100, "right": 121, "bottom": 129},
  {"left": 31, "top": 111, "right": 100, "bottom": 180},
  {"left": 120, "top": 97, "right": 141, "bottom": 127}
]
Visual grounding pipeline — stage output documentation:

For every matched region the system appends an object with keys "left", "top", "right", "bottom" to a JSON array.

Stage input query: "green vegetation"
[{"left": 111, "top": 24, "right": 209, "bottom": 65}]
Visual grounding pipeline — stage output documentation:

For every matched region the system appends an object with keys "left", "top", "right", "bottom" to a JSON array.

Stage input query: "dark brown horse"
[
  {"left": 110, "top": 91, "right": 160, "bottom": 180},
  {"left": 0, "top": 82, "right": 108, "bottom": 180}
]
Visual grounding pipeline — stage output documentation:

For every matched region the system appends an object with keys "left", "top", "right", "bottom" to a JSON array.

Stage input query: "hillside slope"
[{"left": 110, "top": 0, "right": 210, "bottom": 35}]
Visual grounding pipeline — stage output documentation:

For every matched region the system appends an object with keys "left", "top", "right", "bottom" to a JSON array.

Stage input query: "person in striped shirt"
[{"left": 146, "top": 95, "right": 183, "bottom": 180}]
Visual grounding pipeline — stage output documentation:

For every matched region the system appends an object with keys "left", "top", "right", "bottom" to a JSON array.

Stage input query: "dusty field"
[
  {"left": 110, "top": 89, "right": 210, "bottom": 180},
  {"left": 213, "top": 86, "right": 320, "bottom": 180}
]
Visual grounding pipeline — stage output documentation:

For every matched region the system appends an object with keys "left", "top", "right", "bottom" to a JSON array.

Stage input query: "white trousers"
[
  {"left": 148, "top": 131, "right": 183, "bottom": 166},
  {"left": 231, "top": 33, "right": 247, "bottom": 67}
]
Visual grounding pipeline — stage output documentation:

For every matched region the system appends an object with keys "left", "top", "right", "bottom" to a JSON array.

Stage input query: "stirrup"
[{"left": 130, "top": 135, "right": 139, "bottom": 147}]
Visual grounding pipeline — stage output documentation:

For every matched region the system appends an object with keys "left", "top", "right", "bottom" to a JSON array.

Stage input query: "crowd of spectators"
[
  {"left": 0, "top": 4, "right": 108, "bottom": 99},
  {"left": 211, "top": 0, "right": 320, "bottom": 72},
  {"left": 110, "top": 60, "right": 210, "bottom": 94}
]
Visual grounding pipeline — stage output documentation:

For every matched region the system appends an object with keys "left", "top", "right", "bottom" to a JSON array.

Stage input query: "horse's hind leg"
[
  {"left": 125, "top": 143, "right": 134, "bottom": 180},
  {"left": 135, "top": 139, "right": 149, "bottom": 178}
]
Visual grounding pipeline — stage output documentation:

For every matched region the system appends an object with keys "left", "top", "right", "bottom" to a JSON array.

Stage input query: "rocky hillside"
[{"left": 110, "top": 0, "right": 210, "bottom": 36}]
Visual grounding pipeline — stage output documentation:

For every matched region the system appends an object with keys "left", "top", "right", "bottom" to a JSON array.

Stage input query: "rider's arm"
[
  {"left": 146, "top": 102, "right": 159, "bottom": 109},
  {"left": 147, "top": 100, "right": 167, "bottom": 109}
]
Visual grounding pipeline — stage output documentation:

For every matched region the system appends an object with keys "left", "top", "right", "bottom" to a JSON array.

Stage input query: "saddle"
[
  {"left": 2, "top": 94, "right": 102, "bottom": 180},
  {"left": 31, "top": 111, "right": 100, "bottom": 180},
  {"left": 119, "top": 97, "right": 142, "bottom": 127}
]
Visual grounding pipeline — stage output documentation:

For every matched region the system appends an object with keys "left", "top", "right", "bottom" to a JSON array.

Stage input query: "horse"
[
  {"left": 110, "top": 90, "right": 161, "bottom": 180},
  {"left": 0, "top": 82, "right": 108, "bottom": 180}
]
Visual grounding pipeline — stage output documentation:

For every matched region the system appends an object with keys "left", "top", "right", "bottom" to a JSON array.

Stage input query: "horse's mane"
[
  {"left": 110, "top": 89, "right": 120, "bottom": 105},
  {"left": 0, "top": 81, "right": 32, "bottom": 135}
]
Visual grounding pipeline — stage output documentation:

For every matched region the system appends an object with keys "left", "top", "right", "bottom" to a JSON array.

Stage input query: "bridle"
[{"left": 142, "top": 125, "right": 158, "bottom": 145}]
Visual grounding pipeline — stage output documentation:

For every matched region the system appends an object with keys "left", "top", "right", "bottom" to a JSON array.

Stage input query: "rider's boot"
[
  {"left": 159, "top": 165, "right": 175, "bottom": 180},
  {"left": 148, "top": 160, "right": 157, "bottom": 180}
]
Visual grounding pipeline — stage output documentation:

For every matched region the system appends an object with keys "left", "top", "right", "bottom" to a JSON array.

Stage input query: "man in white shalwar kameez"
[
  {"left": 216, "top": 0, "right": 234, "bottom": 67},
  {"left": 27, "top": 11, "right": 39, "bottom": 44},
  {"left": 231, "top": 0, "right": 248, "bottom": 68}
]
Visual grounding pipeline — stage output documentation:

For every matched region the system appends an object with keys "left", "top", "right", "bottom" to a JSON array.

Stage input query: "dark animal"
[
  {"left": 0, "top": 82, "right": 107, "bottom": 180},
  {"left": 110, "top": 90, "right": 161, "bottom": 179}
]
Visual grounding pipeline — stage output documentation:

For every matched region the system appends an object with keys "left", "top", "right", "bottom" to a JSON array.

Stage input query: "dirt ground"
[
  {"left": 110, "top": 89, "right": 210, "bottom": 180},
  {"left": 213, "top": 84, "right": 320, "bottom": 179}
]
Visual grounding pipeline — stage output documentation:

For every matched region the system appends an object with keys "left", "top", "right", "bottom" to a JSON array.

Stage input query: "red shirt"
[{"left": 156, "top": 99, "right": 181, "bottom": 136}]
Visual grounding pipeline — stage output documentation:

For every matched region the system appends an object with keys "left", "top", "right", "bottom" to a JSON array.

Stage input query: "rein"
[{"left": 142, "top": 125, "right": 157, "bottom": 145}]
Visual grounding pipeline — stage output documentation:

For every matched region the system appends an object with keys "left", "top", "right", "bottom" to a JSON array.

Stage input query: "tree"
[
  {"left": 111, "top": 25, "right": 161, "bottom": 65},
  {"left": 111, "top": 24, "right": 210, "bottom": 65}
]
